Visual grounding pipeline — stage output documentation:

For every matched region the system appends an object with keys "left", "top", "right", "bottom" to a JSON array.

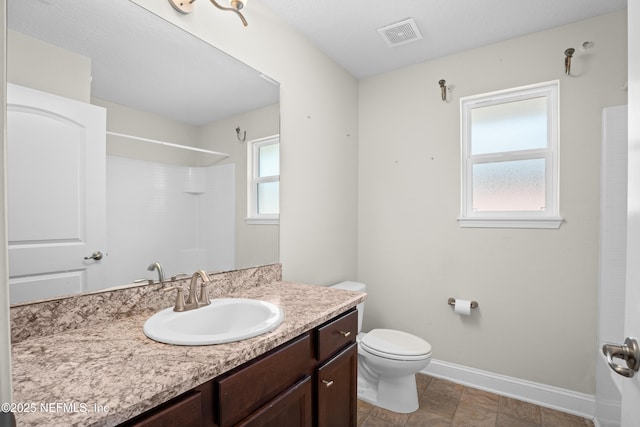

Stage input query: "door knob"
[
  {"left": 602, "top": 337, "right": 640, "bottom": 378},
  {"left": 83, "top": 251, "right": 104, "bottom": 261}
]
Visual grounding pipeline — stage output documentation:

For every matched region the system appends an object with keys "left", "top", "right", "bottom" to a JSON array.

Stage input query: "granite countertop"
[{"left": 11, "top": 281, "right": 366, "bottom": 427}]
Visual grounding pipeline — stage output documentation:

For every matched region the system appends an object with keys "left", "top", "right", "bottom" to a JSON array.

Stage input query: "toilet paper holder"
[{"left": 448, "top": 298, "right": 478, "bottom": 309}]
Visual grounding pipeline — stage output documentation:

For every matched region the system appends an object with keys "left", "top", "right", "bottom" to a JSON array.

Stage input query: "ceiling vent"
[{"left": 377, "top": 18, "right": 423, "bottom": 48}]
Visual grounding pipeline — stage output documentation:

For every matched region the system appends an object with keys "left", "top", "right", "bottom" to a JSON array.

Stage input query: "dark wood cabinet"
[
  {"left": 121, "top": 309, "right": 358, "bottom": 427},
  {"left": 315, "top": 310, "right": 358, "bottom": 427},
  {"left": 316, "top": 343, "right": 358, "bottom": 427}
]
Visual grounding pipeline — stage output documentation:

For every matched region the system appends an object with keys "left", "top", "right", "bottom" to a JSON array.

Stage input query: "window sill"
[
  {"left": 246, "top": 217, "right": 279, "bottom": 225},
  {"left": 457, "top": 216, "right": 563, "bottom": 229}
]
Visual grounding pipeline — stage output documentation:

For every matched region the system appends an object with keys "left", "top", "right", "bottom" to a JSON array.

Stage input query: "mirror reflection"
[{"left": 7, "top": 0, "right": 280, "bottom": 305}]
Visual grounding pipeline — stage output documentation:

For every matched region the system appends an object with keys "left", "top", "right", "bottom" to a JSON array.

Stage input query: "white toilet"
[{"left": 331, "top": 281, "right": 432, "bottom": 413}]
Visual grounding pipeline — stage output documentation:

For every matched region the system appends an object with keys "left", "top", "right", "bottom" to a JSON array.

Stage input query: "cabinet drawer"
[
  {"left": 215, "top": 333, "right": 313, "bottom": 427},
  {"left": 316, "top": 310, "right": 357, "bottom": 361}
]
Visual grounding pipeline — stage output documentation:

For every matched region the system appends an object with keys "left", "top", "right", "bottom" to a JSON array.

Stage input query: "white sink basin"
[{"left": 143, "top": 298, "right": 284, "bottom": 346}]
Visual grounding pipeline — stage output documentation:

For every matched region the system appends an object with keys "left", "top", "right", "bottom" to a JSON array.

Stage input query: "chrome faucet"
[
  {"left": 147, "top": 262, "right": 164, "bottom": 285},
  {"left": 165, "top": 270, "right": 211, "bottom": 312}
]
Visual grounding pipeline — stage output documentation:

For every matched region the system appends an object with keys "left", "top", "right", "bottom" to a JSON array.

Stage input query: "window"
[
  {"left": 247, "top": 135, "right": 279, "bottom": 224},
  {"left": 459, "top": 81, "right": 562, "bottom": 229}
]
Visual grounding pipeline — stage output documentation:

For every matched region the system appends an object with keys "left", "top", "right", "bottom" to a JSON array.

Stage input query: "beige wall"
[
  {"left": 7, "top": 30, "right": 91, "bottom": 103},
  {"left": 358, "top": 11, "right": 628, "bottom": 394},
  {"left": 132, "top": 1, "right": 360, "bottom": 285}
]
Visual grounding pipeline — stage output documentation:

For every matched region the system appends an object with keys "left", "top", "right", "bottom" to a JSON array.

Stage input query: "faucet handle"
[
  {"left": 199, "top": 281, "right": 212, "bottom": 306},
  {"left": 163, "top": 285, "right": 186, "bottom": 312},
  {"left": 171, "top": 273, "right": 190, "bottom": 281},
  {"left": 134, "top": 278, "right": 154, "bottom": 286}
]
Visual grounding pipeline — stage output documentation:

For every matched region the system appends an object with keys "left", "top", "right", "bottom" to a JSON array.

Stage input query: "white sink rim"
[{"left": 143, "top": 298, "right": 284, "bottom": 346}]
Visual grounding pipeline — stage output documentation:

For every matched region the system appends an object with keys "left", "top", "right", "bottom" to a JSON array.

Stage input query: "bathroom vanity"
[
  {"left": 124, "top": 310, "right": 357, "bottom": 427},
  {"left": 9, "top": 265, "right": 366, "bottom": 427}
]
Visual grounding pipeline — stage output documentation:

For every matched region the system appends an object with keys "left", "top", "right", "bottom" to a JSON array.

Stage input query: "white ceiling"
[{"left": 261, "top": 0, "right": 628, "bottom": 79}]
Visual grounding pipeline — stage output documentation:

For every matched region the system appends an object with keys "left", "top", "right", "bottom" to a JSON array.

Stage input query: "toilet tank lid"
[{"left": 331, "top": 281, "right": 366, "bottom": 292}]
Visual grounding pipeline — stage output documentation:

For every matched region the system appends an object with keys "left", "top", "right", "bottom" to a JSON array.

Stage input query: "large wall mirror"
[{"left": 7, "top": 0, "right": 280, "bottom": 305}]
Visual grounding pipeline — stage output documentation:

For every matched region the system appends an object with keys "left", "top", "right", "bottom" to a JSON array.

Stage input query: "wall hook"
[
  {"left": 564, "top": 48, "right": 575, "bottom": 75},
  {"left": 438, "top": 79, "right": 447, "bottom": 102},
  {"left": 236, "top": 126, "right": 246, "bottom": 142}
]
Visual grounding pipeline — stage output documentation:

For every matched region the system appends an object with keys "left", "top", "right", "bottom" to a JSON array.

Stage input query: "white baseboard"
[{"left": 422, "top": 359, "right": 596, "bottom": 421}]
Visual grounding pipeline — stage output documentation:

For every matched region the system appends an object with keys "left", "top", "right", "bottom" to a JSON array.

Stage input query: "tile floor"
[{"left": 357, "top": 374, "right": 595, "bottom": 427}]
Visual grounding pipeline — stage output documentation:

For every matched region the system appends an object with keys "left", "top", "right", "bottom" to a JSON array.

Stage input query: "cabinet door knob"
[
  {"left": 322, "top": 380, "right": 334, "bottom": 388},
  {"left": 339, "top": 331, "right": 351, "bottom": 337}
]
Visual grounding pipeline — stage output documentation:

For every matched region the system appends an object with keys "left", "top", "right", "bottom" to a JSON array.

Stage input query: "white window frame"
[
  {"left": 246, "top": 134, "right": 280, "bottom": 225},
  {"left": 458, "top": 81, "right": 562, "bottom": 229}
]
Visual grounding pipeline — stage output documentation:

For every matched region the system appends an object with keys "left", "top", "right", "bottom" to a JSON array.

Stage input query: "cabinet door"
[
  {"left": 215, "top": 334, "right": 313, "bottom": 426},
  {"left": 125, "top": 391, "right": 202, "bottom": 427},
  {"left": 316, "top": 343, "right": 357, "bottom": 427},
  {"left": 236, "top": 377, "right": 312, "bottom": 427}
]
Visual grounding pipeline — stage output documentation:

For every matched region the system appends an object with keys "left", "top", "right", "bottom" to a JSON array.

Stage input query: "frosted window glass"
[
  {"left": 472, "top": 159, "right": 545, "bottom": 212},
  {"left": 258, "top": 181, "right": 279, "bottom": 215},
  {"left": 259, "top": 143, "right": 279, "bottom": 177},
  {"left": 471, "top": 97, "right": 547, "bottom": 155}
]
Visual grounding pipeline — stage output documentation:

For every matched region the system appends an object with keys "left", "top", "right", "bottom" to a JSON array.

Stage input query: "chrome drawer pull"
[
  {"left": 322, "top": 380, "right": 334, "bottom": 388},
  {"left": 339, "top": 331, "right": 351, "bottom": 337}
]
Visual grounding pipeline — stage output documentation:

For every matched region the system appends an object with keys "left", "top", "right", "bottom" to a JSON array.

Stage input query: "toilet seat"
[{"left": 360, "top": 329, "right": 431, "bottom": 361}]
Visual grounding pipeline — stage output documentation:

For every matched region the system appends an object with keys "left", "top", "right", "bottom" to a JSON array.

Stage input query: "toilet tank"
[{"left": 331, "top": 281, "right": 366, "bottom": 334}]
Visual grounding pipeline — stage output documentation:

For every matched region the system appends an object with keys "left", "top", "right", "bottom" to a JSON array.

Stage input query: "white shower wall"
[{"left": 105, "top": 156, "right": 235, "bottom": 286}]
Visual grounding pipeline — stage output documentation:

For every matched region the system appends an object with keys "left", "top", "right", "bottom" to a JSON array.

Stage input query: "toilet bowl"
[{"left": 331, "top": 281, "right": 432, "bottom": 413}]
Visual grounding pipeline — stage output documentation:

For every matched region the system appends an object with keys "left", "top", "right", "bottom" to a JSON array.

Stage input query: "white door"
[
  {"left": 621, "top": 1, "right": 640, "bottom": 423},
  {"left": 7, "top": 83, "right": 107, "bottom": 303},
  {"left": 622, "top": 107, "right": 640, "bottom": 423},
  {"left": 597, "top": 105, "right": 626, "bottom": 427}
]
